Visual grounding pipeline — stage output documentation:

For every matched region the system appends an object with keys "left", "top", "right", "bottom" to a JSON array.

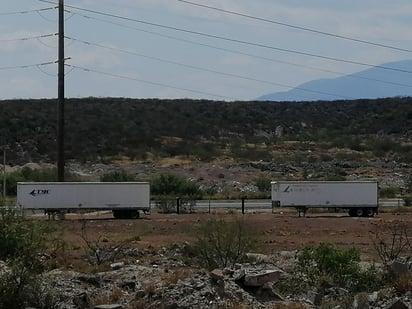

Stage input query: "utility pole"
[
  {"left": 57, "top": 0, "right": 65, "bottom": 181},
  {"left": 2, "top": 148, "right": 5, "bottom": 206}
]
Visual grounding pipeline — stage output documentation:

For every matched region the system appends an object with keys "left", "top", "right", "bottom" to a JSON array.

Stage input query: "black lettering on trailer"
[{"left": 29, "top": 189, "right": 50, "bottom": 197}]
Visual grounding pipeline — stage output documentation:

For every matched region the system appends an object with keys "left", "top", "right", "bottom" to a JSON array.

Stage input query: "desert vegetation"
[
  {"left": 1, "top": 97, "right": 412, "bottom": 165},
  {"left": 0, "top": 210, "right": 411, "bottom": 308}
]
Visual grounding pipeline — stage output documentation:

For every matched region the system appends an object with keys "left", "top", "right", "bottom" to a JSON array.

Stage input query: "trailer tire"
[
  {"left": 364, "top": 208, "right": 375, "bottom": 217},
  {"left": 129, "top": 210, "right": 139, "bottom": 219},
  {"left": 348, "top": 208, "right": 356, "bottom": 217},
  {"left": 113, "top": 210, "right": 128, "bottom": 219},
  {"left": 355, "top": 208, "right": 364, "bottom": 217}
]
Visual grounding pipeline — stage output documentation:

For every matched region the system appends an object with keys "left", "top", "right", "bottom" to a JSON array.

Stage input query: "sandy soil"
[{"left": 42, "top": 208, "right": 412, "bottom": 264}]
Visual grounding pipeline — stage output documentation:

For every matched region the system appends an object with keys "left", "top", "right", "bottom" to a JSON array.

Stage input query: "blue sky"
[{"left": 1, "top": 0, "right": 411, "bottom": 100}]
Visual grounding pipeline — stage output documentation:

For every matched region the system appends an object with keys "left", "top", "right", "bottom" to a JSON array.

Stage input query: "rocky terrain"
[
  {"left": 37, "top": 246, "right": 411, "bottom": 309},
  {"left": 62, "top": 157, "right": 411, "bottom": 194},
  {"left": 2, "top": 97, "right": 412, "bottom": 308},
  {"left": 0, "top": 211, "right": 403, "bottom": 309}
]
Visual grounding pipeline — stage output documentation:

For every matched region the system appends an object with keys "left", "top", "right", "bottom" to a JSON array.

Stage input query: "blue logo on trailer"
[{"left": 29, "top": 189, "right": 50, "bottom": 197}]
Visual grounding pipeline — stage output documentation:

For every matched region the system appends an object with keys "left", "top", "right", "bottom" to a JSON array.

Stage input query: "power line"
[
  {"left": 177, "top": 0, "right": 412, "bottom": 54},
  {"left": 70, "top": 12, "right": 412, "bottom": 89},
  {"left": 61, "top": 4, "right": 412, "bottom": 75},
  {"left": 0, "top": 7, "right": 54, "bottom": 16},
  {"left": 0, "top": 33, "right": 55, "bottom": 42},
  {"left": 66, "top": 64, "right": 239, "bottom": 100},
  {"left": 67, "top": 36, "right": 353, "bottom": 100},
  {"left": 0, "top": 61, "right": 55, "bottom": 71}
]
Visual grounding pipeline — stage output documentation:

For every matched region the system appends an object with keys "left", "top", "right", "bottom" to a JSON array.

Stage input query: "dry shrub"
[
  {"left": 186, "top": 217, "right": 256, "bottom": 270},
  {"left": 393, "top": 272, "right": 412, "bottom": 294},
  {"left": 91, "top": 286, "right": 124, "bottom": 306},
  {"left": 80, "top": 219, "right": 130, "bottom": 266},
  {"left": 143, "top": 281, "right": 157, "bottom": 298},
  {"left": 127, "top": 300, "right": 150, "bottom": 309},
  {"left": 161, "top": 268, "right": 194, "bottom": 286},
  {"left": 379, "top": 207, "right": 412, "bottom": 214},
  {"left": 370, "top": 221, "right": 412, "bottom": 266}
]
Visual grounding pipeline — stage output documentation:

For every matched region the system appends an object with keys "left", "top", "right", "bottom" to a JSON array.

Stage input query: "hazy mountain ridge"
[{"left": 258, "top": 60, "right": 412, "bottom": 101}]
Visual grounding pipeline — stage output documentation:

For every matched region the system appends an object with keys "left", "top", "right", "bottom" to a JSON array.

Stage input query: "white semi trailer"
[
  {"left": 271, "top": 180, "right": 379, "bottom": 217},
  {"left": 17, "top": 182, "right": 150, "bottom": 219}
]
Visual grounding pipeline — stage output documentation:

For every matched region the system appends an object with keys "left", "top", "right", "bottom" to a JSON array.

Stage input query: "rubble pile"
[{"left": 38, "top": 248, "right": 412, "bottom": 309}]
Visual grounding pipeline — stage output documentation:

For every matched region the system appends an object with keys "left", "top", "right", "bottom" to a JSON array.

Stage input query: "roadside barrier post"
[
  {"left": 176, "top": 197, "right": 180, "bottom": 214},
  {"left": 241, "top": 196, "right": 246, "bottom": 214}
]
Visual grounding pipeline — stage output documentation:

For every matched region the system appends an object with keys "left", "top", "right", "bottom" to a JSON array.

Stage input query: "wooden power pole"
[{"left": 57, "top": 0, "right": 65, "bottom": 181}]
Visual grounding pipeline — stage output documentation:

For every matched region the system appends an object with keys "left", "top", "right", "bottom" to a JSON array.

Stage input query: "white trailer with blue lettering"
[
  {"left": 271, "top": 180, "right": 378, "bottom": 217},
  {"left": 16, "top": 182, "right": 150, "bottom": 219}
]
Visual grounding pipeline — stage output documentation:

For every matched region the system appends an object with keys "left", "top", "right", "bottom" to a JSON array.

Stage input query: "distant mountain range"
[{"left": 257, "top": 60, "right": 412, "bottom": 102}]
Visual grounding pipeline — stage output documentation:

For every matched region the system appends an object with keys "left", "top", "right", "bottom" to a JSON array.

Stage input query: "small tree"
[
  {"left": 0, "top": 209, "right": 57, "bottom": 308},
  {"left": 151, "top": 174, "right": 202, "bottom": 213},
  {"left": 370, "top": 221, "right": 412, "bottom": 267},
  {"left": 254, "top": 174, "right": 271, "bottom": 193},
  {"left": 80, "top": 219, "right": 129, "bottom": 266}
]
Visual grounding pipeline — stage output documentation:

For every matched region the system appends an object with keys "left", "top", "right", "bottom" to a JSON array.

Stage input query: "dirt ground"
[{"left": 41, "top": 208, "right": 412, "bottom": 266}]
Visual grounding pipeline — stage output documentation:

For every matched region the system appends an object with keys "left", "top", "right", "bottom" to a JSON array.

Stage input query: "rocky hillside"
[
  {"left": 2, "top": 96, "right": 412, "bottom": 196},
  {"left": 1, "top": 96, "right": 412, "bottom": 166}
]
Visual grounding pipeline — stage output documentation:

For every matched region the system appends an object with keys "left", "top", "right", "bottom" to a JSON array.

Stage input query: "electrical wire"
[
  {"left": 66, "top": 36, "right": 354, "bottom": 99},
  {"left": 36, "top": 64, "right": 56, "bottom": 77},
  {"left": 0, "top": 61, "right": 55, "bottom": 71},
  {"left": 70, "top": 12, "right": 412, "bottom": 89},
  {"left": 60, "top": 4, "right": 412, "bottom": 75},
  {"left": 0, "top": 33, "right": 55, "bottom": 42},
  {"left": 0, "top": 7, "right": 54, "bottom": 16},
  {"left": 177, "top": 0, "right": 412, "bottom": 54},
  {"left": 38, "top": 1, "right": 412, "bottom": 99},
  {"left": 65, "top": 64, "right": 239, "bottom": 100}
]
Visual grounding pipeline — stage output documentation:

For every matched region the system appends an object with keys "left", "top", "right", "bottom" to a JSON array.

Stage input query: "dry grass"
[
  {"left": 91, "top": 286, "right": 124, "bottom": 306},
  {"left": 393, "top": 272, "right": 412, "bottom": 294},
  {"left": 380, "top": 206, "right": 412, "bottom": 214},
  {"left": 142, "top": 281, "right": 157, "bottom": 298},
  {"left": 161, "top": 268, "right": 195, "bottom": 286},
  {"left": 272, "top": 302, "right": 311, "bottom": 309}
]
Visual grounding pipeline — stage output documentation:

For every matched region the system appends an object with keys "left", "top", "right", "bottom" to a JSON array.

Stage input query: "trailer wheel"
[
  {"left": 113, "top": 210, "right": 128, "bottom": 219},
  {"left": 348, "top": 208, "right": 356, "bottom": 217},
  {"left": 129, "top": 210, "right": 139, "bottom": 219},
  {"left": 364, "top": 208, "right": 375, "bottom": 217},
  {"left": 355, "top": 208, "right": 364, "bottom": 217}
]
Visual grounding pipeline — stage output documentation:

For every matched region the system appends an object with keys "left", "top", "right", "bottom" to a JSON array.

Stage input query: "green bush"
[
  {"left": 151, "top": 174, "right": 202, "bottom": 213},
  {"left": 404, "top": 195, "right": 412, "bottom": 206},
  {"left": 255, "top": 174, "right": 272, "bottom": 193},
  {"left": 184, "top": 217, "right": 255, "bottom": 270},
  {"left": 151, "top": 173, "right": 201, "bottom": 197},
  {"left": 294, "top": 243, "right": 383, "bottom": 293},
  {"left": 380, "top": 186, "right": 401, "bottom": 198},
  {"left": 100, "top": 170, "right": 135, "bottom": 182},
  {"left": 3, "top": 167, "right": 78, "bottom": 196},
  {"left": 0, "top": 209, "right": 57, "bottom": 308}
]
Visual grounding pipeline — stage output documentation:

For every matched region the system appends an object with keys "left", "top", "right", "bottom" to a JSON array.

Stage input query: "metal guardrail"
[{"left": 150, "top": 198, "right": 407, "bottom": 211}]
